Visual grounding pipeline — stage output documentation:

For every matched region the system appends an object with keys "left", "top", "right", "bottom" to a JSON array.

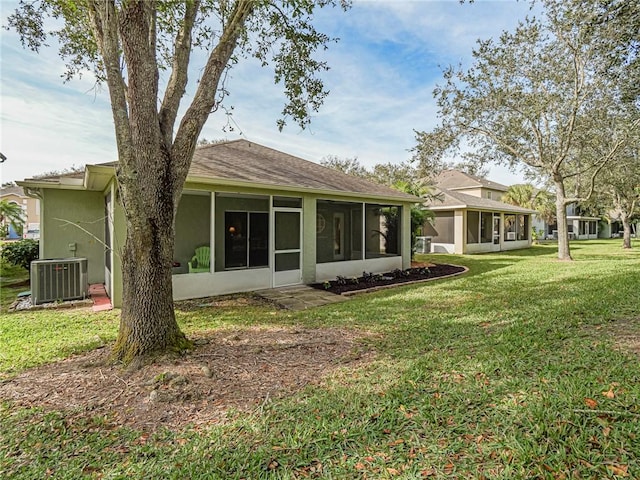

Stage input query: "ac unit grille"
[{"left": 31, "top": 258, "right": 88, "bottom": 305}]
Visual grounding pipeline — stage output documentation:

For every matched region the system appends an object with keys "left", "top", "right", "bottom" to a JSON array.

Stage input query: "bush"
[{"left": 1, "top": 239, "right": 39, "bottom": 270}]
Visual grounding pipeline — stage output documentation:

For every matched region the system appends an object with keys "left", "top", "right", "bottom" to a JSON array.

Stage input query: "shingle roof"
[
  {"left": 435, "top": 169, "right": 509, "bottom": 192},
  {"left": 20, "top": 140, "right": 420, "bottom": 203},
  {"left": 188, "top": 140, "right": 418, "bottom": 201},
  {"left": 0, "top": 185, "right": 26, "bottom": 197},
  {"left": 428, "top": 188, "right": 536, "bottom": 214}
]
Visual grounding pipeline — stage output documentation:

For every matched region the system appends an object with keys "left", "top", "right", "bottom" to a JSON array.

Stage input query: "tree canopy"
[
  {"left": 8, "top": 0, "right": 348, "bottom": 364},
  {"left": 413, "top": 0, "right": 640, "bottom": 260}
]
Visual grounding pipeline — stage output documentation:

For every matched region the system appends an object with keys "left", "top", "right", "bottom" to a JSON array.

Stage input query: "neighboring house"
[
  {"left": 421, "top": 170, "right": 535, "bottom": 254},
  {"left": 0, "top": 184, "right": 40, "bottom": 239},
  {"left": 538, "top": 204, "right": 600, "bottom": 240},
  {"left": 17, "top": 140, "right": 419, "bottom": 307}
]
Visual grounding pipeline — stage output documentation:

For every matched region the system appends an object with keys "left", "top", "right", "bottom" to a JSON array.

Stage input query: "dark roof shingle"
[
  {"left": 428, "top": 188, "right": 536, "bottom": 214},
  {"left": 189, "top": 140, "right": 418, "bottom": 201}
]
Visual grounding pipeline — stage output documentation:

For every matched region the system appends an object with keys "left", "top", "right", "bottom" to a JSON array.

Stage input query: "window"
[
  {"left": 517, "top": 215, "right": 529, "bottom": 241},
  {"left": 316, "top": 201, "right": 401, "bottom": 263},
  {"left": 481, "top": 212, "right": 493, "bottom": 243},
  {"left": 316, "top": 201, "right": 362, "bottom": 263},
  {"left": 467, "top": 211, "right": 480, "bottom": 244},
  {"left": 215, "top": 193, "right": 269, "bottom": 271},
  {"left": 466, "top": 211, "right": 495, "bottom": 245},
  {"left": 424, "top": 211, "right": 454, "bottom": 244},
  {"left": 365, "top": 204, "right": 401, "bottom": 258},
  {"left": 589, "top": 221, "right": 597, "bottom": 235},
  {"left": 224, "top": 211, "right": 268, "bottom": 269},
  {"left": 273, "top": 196, "right": 302, "bottom": 208},
  {"left": 505, "top": 214, "right": 529, "bottom": 241},
  {"left": 504, "top": 214, "right": 517, "bottom": 241}
]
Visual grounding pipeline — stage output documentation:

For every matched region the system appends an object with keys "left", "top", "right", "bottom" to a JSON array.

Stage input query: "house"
[
  {"left": 535, "top": 204, "right": 600, "bottom": 240},
  {"left": 17, "top": 140, "right": 420, "bottom": 307},
  {"left": 0, "top": 184, "right": 40, "bottom": 239},
  {"left": 421, "top": 170, "right": 535, "bottom": 254}
]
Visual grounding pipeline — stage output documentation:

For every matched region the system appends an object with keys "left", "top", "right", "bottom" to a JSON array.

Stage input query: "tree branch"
[
  {"left": 171, "top": 0, "right": 254, "bottom": 202},
  {"left": 158, "top": 0, "right": 200, "bottom": 148}
]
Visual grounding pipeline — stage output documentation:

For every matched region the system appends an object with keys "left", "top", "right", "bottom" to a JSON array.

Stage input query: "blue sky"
[{"left": 1, "top": 1, "right": 535, "bottom": 184}]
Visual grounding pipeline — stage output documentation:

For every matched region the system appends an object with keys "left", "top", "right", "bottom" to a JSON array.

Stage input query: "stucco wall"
[
  {"left": 41, "top": 189, "right": 105, "bottom": 284},
  {"left": 174, "top": 193, "right": 211, "bottom": 274}
]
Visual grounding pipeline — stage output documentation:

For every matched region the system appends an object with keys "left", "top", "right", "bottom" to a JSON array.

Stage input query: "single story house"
[
  {"left": 18, "top": 140, "right": 419, "bottom": 307},
  {"left": 422, "top": 170, "right": 535, "bottom": 254}
]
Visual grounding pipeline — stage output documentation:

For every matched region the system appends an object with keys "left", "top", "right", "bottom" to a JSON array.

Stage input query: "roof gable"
[
  {"left": 435, "top": 169, "right": 509, "bottom": 192},
  {"left": 428, "top": 188, "right": 536, "bottom": 214}
]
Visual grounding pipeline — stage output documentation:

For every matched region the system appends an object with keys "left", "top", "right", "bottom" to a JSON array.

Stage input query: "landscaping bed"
[{"left": 311, "top": 263, "right": 467, "bottom": 295}]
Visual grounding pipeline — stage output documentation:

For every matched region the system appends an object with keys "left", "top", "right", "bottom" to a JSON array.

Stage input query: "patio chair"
[{"left": 188, "top": 246, "right": 211, "bottom": 273}]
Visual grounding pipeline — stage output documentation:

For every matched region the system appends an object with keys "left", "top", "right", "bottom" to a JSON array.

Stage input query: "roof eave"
[{"left": 185, "top": 175, "right": 421, "bottom": 203}]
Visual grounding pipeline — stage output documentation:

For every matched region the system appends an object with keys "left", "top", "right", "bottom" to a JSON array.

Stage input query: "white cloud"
[{"left": 1, "top": 0, "right": 535, "bottom": 186}]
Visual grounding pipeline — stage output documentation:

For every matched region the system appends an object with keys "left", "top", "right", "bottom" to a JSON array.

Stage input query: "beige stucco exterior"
[{"left": 0, "top": 189, "right": 40, "bottom": 237}]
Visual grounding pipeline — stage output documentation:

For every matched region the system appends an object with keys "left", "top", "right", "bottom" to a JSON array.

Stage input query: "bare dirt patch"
[
  {"left": 603, "top": 317, "right": 640, "bottom": 357},
  {"left": 0, "top": 327, "right": 376, "bottom": 432}
]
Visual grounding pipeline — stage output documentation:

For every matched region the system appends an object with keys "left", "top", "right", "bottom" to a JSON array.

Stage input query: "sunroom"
[{"left": 171, "top": 190, "right": 408, "bottom": 301}]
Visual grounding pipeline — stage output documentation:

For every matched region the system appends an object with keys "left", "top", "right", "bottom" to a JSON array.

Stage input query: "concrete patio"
[{"left": 255, "top": 285, "right": 349, "bottom": 311}]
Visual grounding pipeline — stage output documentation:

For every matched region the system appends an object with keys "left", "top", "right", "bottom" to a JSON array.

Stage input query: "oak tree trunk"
[
  {"left": 111, "top": 149, "right": 190, "bottom": 364},
  {"left": 621, "top": 216, "right": 632, "bottom": 249},
  {"left": 553, "top": 176, "right": 573, "bottom": 261}
]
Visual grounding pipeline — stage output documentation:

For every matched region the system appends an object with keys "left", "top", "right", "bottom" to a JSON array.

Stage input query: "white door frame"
[{"left": 272, "top": 207, "right": 303, "bottom": 287}]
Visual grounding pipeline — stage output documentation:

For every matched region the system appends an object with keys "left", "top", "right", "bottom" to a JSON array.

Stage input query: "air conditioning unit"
[
  {"left": 31, "top": 258, "right": 88, "bottom": 305},
  {"left": 507, "top": 232, "right": 517, "bottom": 240},
  {"left": 415, "top": 236, "right": 432, "bottom": 254}
]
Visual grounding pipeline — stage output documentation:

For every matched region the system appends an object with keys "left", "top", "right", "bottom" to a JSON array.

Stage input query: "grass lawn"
[{"left": 1, "top": 239, "right": 639, "bottom": 478}]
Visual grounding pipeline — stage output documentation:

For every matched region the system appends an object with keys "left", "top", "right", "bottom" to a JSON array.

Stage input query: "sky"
[{"left": 0, "top": 0, "right": 536, "bottom": 185}]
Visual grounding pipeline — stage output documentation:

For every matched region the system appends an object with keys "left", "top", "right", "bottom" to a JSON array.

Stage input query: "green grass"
[{"left": 1, "top": 240, "right": 639, "bottom": 478}]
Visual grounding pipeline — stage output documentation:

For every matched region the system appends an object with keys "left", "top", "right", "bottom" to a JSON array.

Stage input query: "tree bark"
[
  {"left": 553, "top": 175, "right": 573, "bottom": 261},
  {"left": 621, "top": 215, "right": 632, "bottom": 249},
  {"left": 111, "top": 153, "right": 190, "bottom": 365}
]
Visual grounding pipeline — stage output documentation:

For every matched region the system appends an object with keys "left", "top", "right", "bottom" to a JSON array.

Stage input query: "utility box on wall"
[{"left": 30, "top": 258, "right": 88, "bottom": 305}]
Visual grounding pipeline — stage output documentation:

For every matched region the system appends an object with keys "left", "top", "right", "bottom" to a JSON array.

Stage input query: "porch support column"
[
  {"left": 209, "top": 192, "right": 215, "bottom": 273},
  {"left": 454, "top": 210, "right": 465, "bottom": 254},
  {"left": 401, "top": 204, "right": 411, "bottom": 269},
  {"left": 301, "top": 195, "right": 316, "bottom": 284}
]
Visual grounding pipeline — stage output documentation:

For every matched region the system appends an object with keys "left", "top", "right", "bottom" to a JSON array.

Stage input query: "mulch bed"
[
  {"left": 311, "top": 263, "right": 467, "bottom": 295},
  {"left": 0, "top": 327, "right": 377, "bottom": 432}
]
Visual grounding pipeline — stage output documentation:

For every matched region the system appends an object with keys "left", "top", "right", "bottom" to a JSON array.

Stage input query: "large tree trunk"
[
  {"left": 111, "top": 151, "right": 190, "bottom": 364},
  {"left": 621, "top": 215, "right": 632, "bottom": 249},
  {"left": 553, "top": 176, "right": 573, "bottom": 261}
]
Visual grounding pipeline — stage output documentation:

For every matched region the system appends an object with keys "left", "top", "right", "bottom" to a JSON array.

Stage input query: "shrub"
[{"left": 1, "top": 239, "right": 39, "bottom": 269}]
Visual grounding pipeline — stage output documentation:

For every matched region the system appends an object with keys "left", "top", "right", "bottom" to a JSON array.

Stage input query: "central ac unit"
[
  {"left": 415, "top": 236, "right": 432, "bottom": 254},
  {"left": 31, "top": 258, "right": 88, "bottom": 305}
]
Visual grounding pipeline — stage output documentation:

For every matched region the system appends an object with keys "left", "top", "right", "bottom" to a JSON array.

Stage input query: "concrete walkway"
[{"left": 256, "top": 284, "right": 349, "bottom": 311}]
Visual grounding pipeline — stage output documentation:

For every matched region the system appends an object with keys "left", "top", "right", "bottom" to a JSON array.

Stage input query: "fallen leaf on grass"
[
  {"left": 584, "top": 398, "right": 598, "bottom": 409},
  {"left": 602, "top": 388, "right": 615, "bottom": 399},
  {"left": 607, "top": 464, "right": 628, "bottom": 477},
  {"left": 603, "top": 426, "right": 611, "bottom": 437},
  {"left": 388, "top": 438, "right": 405, "bottom": 447}
]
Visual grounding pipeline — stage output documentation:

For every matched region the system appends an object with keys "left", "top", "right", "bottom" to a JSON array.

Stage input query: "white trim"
[
  {"left": 272, "top": 205, "right": 303, "bottom": 287},
  {"left": 172, "top": 269, "right": 271, "bottom": 300}
]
